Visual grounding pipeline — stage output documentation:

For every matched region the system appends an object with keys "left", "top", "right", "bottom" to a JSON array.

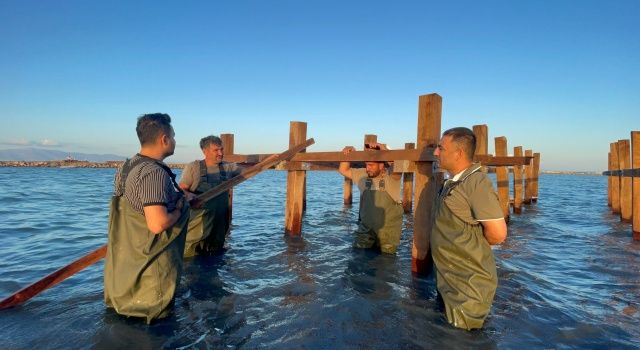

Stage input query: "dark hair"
[
  {"left": 136, "top": 113, "right": 173, "bottom": 146},
  {"left": 199, "top": 135, "right": 223, "bottom": 150},
  {"left": 442, "top": 127, "right": 476, "bottom": 160}
]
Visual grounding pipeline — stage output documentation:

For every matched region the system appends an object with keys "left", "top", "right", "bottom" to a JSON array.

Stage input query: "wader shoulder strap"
[
  {"left": 119, "top": 155, "right": 182, "bottom": 195},
  {"left": 218, "top": 162, "right": 228, "bottom": 181},
  {"left": 438, "top": 164, "right": 482, "bottom": 199},
  {"left": 199, "top": 160, "right": 207, "bottom": 178}
]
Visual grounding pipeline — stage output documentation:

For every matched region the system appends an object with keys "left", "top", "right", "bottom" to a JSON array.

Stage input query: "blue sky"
[{"left": 1, "top": 1, "right": 638, "bottom": 171}]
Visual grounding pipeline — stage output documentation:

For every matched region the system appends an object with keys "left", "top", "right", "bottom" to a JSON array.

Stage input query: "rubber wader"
[
  {"left": 104, "top": 158, "right": 190, "bottom": 324},
  {"left": 354, "top": 178, "right": 403, "bottom": 254},
  {"left": 431, "top": 165, "right": 497, "bottom": 330},
  {"left": 183, "top": 161, "right": 230, "bottom": 257}
]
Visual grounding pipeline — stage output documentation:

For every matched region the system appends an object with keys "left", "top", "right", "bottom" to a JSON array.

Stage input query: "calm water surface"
[{"left": 0, "top": 168, "right": 638, "bottom": 349}]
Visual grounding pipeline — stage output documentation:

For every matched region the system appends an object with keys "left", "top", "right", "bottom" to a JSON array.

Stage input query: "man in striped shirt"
[{"left": 104, "top": 113, "right": 190, "bottom": 323}]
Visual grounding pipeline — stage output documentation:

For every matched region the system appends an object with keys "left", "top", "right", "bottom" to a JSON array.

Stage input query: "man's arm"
[
  {"left": 178, "top": 163, "right": 197, "bottom": 202},
  {"left": 479, "top": 219, "right": 507, "bottom": 245},
  {"left": 338, "top": 146, "right": 355, "bottom": 179},
  {"left": 143, "top": 200, "right": 185, "bottom": 234}
]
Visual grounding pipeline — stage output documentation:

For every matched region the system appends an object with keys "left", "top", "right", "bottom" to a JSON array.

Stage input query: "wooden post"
[
  {"left": 402, "top": 142, "right": 415, "bottom": 213},
  {"left": 532, "top": 152, "right": 540, "bottom": 201},
  {"left": 473, "top": 124, "right": 488, "bottom": 172},
  {"left": 524, "top": 149, "right": 533, "bottom": 204},
  {"left": 343, "top": 175, "right": 353, "bottom": 205},
  {"left": 618, "top": 140, "right": 632, "bottom": 222},
  {"left": 607, "top": 152, "right": 612, "bottom": 207},
  {"left": 611, "top": 142, "right": 621, "bottom": 214},
  {"left": 412, "top": 94, "right": 441, "bottom": 275},
  {"left": 364, "top": 134, "right": 378, "bottom": 148},
  {"left": 512, "top": 146, "right": 524, "bottom": 214},
  {"left": 495, "top": 137, "right": 510, "bottom": 221},
  {"left": 285, "top": 122, "right": 307, "bottom": 235},
  {"left": 632, "top": 132, "right": 640, "bottom": 240},
  {"left": 221, "top": 133, "right": 235, "bottom": 227}
]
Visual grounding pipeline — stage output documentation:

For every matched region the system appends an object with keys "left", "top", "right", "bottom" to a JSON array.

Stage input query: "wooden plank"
[
  {"left": 403, "top": 143, "right": 415, "bottom": 213},
  {"left": 607, "top": 152, "right": 612, "bottom": 207},
  {"left": 412, "top": 94, "right": 441, "bottom": 275},
  {"left": 0, "top": 139, "right": 316, "bottom": 310},
  {"left": 195, "top": 138, "right": 315, "bottom": 204},
  {"left": 474, "top": 155, "right": 533, "bottom": 166},
  {"left": 221, "top": 133, "right": 235, "bottom": 228},
  {"left": 524, "top": 149, "right": 534, "bottom": 204},
  {"left": 611, "top": 142, "right": 621, "bottom": 213},
  {"left": 226, "top": 148, "right": 437, "bottom": 163},
  {"left": 632, "top": 132, "right": 640, "bottom": 240},
  {"left": 532, "top": 152, "right": 541, "bottom": 201},
  {"left": 513, "top": 146, "right": 524, "bottom": 214},
  {"left": 495, "top": 137, "right": 510, "bottom": 221},
  {"left": 473, "top": 124, "right": 489, "bottom": 173},
  {"left": 603, "top": 169, "right": 640, "bottom": 177},
  {"left": 0, "top": 245, "right": 107, "bottom": 310},
  {"left": 393, "top": 155, "right": 532, "bottom": 173},
  {"left": 618, "top": 139, "right": 632, "bottom": 222},
  {"left": 285, "top": 122, "right": 307, "bottom": 235}
]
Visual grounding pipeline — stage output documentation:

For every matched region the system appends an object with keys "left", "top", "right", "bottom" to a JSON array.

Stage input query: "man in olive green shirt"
[
  {"left": 431, "top": 127, "right": 507, "bottom": 330},
  {"left": 339, "top": 142, "right": 404, "bottom": 254},
  {"left": 179, "top": 135, "right": 240, "bottom": 256}
]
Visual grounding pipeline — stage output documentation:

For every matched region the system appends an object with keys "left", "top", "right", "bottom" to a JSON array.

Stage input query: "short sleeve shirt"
[
  {"left": 443, "top": 167, "right": 503, "bottom": 224},
  {"left": 351, "top": 168, "right": 402, "bottom": 203},
  {"left": 113, "top": 154, "right": 182, "bottom": 214},
  {"left": 179, "top": 160, "right": 240, "bottom": 192}
]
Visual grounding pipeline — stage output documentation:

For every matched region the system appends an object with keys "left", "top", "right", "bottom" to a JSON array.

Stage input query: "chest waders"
[
  {"left": 354, "top": 177, "right": 403, "bottom": 254},
  {"left": 431, "top": 165, "right": 497, "bottom": 330},
  {"left": 183, "top": 161, "right": 230, "bottom": 257},
  {"left": 104, "top": 157, "right": 189, "bottom": 324}
]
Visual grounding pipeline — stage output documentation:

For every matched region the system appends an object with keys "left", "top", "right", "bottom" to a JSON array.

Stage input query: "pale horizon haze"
[{"left": 1, "top": 1, "right": 638, "bottom": 172}]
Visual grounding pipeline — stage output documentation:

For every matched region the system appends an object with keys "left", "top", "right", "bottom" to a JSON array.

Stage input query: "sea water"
[{"left": 0, "top": 168, "right": 638, "bottom": 349}]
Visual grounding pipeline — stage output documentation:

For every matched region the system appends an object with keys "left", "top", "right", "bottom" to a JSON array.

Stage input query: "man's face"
[
  {"left": 434, "top": 135, "right": 459, "bottom": 172},
  {"left": 203, "top": 143, "right": 224, "bottom": 163},
  {"left": 162, "top": 127, "right": 176, "bottom": 157},
  {"left": 365, "top": 162, "right": 384, "bottom": 178}
]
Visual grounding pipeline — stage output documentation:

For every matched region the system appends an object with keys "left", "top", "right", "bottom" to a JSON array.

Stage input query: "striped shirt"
[{"left": 113, "top": 154, "right": 182, "bottom": 214}]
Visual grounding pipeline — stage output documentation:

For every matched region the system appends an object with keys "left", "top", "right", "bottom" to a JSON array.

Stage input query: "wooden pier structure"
[
  {"left": 603, "top": 131, "right": 640, "bottom": 240},
  {"left": 223, "top": 93, "right": 539, "bottom": 275}
]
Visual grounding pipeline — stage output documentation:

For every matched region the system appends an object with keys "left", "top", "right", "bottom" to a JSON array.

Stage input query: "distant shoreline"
[
  {"left": 0, "top": 160, "right": 603, "bottom": 175},
  {"left": 0, "top": 160, "right": 186, "bottom": 169}
]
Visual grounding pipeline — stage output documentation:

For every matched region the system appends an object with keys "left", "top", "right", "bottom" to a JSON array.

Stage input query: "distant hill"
[{"left": 0, "top": 148, "right": 127, "bottom": 162}]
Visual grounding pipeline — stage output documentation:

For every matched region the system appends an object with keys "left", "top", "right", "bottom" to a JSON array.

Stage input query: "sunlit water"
[{"left": 0, "top": 168, "right": 638, "bottom": 349}]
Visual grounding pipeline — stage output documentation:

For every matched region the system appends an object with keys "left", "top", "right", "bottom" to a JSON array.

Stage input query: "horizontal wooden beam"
[
  {"left": 226, "top": 148, "right": 437, "bottom": 164},
  {"left": 474, "top": 155, "right": 533, "bottom": 166},
  {"left": 602, "top": 168, "right": 640, "bottom": 177}
]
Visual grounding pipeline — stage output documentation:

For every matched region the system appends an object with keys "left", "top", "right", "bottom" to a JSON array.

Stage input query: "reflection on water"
[{"left": 0, "top": 169, "right": 639, "bottom": 348}]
